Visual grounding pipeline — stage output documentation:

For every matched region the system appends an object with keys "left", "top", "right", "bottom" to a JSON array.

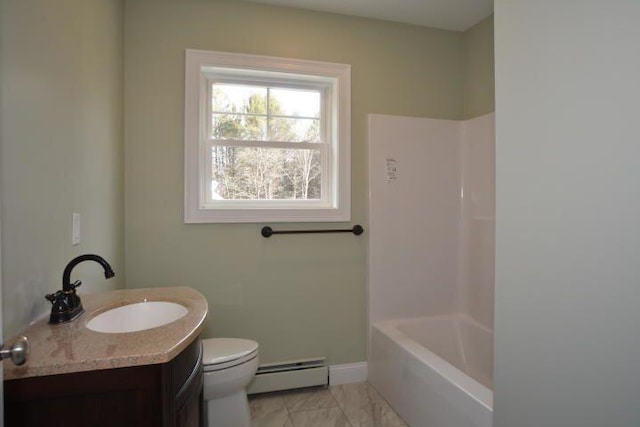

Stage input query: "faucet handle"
[
  {"left": 45, "top": 290, "right": 62, "bottom": 303},
  {"left": 69, "top": 280, "right": 82, "bottom": 291},
  {"left": 45, "top": 290, "right": 71, "bottom": 323},
  {"left": 45, "top": 291, "right": 69, "bottom": 313}
]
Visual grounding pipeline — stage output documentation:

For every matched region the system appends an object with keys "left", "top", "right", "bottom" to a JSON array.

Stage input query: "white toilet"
[{"left": 202, "top": 338, "right": 259, "bottom": 427}]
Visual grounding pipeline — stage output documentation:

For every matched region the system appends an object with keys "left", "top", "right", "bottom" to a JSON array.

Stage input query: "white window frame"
[{"left": 184, "top": 49, "right": 351, "bottom": 223}]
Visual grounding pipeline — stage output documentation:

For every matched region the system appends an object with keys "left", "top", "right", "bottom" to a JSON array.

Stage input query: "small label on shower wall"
[{"left": 386, "top": 158, "right": 397, "bottom": 182}]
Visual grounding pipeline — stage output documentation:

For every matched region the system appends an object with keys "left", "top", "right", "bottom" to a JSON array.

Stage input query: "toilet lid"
[{"left": 202, "top": 338, "right": 259, "bottom": 366}]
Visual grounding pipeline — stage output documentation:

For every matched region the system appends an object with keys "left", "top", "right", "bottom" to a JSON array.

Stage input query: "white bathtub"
[{"left": 369, "top": 314, "right": 493, "bottom": 427}]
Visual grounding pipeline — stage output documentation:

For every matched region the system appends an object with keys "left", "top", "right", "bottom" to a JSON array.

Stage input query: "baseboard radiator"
[{"left": 247, "top": 357, "right": 328, "bottom": 395}]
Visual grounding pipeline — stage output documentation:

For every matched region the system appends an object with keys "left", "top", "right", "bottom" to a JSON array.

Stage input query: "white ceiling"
[{"left": 243, "top": 0, "right": 493, "bottom": 32}]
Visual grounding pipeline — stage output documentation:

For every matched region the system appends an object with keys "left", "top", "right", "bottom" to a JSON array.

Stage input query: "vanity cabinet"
[{"left": 5, "top": 338, "right": 203, "bottom": 427}]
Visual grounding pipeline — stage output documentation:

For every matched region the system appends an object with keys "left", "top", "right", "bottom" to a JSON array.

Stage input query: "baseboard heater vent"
[{"left": 247, "top": 357, "right": 328, "bottom": 395}]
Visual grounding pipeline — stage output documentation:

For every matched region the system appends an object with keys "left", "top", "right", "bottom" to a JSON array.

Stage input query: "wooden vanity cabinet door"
[
  {"left": 4, "top": 338, "right": 203, "bottom": 427},
  {"left": 167, "top": 336, "right": 204, "bottom": 427},
  {"left": 175, "top": 385, "right": 203, "bottom": 427},
  {"left": 4, "top": 363, "right": 163, "bottom": 427}
]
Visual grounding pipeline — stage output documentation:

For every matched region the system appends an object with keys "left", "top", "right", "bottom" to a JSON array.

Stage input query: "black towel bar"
[{"left": 261, "top": 225, "right": 364, "bottom": 238}]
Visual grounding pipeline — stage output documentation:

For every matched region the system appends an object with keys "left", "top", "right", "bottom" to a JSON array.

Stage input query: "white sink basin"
[{"left": 86, "top": 301, "right": 188, "bottom": 333}]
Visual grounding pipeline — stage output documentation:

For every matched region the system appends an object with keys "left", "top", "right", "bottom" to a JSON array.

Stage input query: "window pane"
[
  {"left": 211, "top": 84, "right": 268, "bottom": 114},
  {"left": 212, "top": 114, "right": 267, "bottom": 140},
  {"left": 269, "top": 88, "right": 320, "bottom": 118},
  {"left": 211, "top": 146, "right": 322, "bottom": 200},
  {"left": 270, "top": 117, "right": 320, "bottom": 142}
]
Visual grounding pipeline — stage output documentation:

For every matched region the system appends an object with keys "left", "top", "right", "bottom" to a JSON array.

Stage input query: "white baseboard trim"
[{"left": 329, "top": 362, "right": 368, "bottom": 386}]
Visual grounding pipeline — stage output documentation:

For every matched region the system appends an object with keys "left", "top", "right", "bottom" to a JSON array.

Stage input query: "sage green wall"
[
  {"left": 124, "top": 0, "right": 465, "bottom": 364},
  {"left": 463, "top": 15, "right": 495, "bottom": 119},
  {"left": 0, "top": 0, "right": 125, "bottom": 337}
]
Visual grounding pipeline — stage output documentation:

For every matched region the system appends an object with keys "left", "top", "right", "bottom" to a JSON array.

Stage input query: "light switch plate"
[{"left": 72, "top": 213, "right": 81, "bottom": 245}]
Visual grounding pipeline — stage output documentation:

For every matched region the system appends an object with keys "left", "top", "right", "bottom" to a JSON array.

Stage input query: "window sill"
[{"left": 184, "top": 207, "right": 351, "bottom": 223}]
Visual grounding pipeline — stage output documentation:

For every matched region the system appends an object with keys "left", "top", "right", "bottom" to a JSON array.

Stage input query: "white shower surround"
[
  {"left": 367, "top": 113, "right": 495, "bottom": 427},
  {"left": 368, "top": 115, "right": 462, "bottom": 325}
]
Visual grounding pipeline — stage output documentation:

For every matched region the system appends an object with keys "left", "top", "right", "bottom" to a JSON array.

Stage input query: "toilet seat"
[{"left": 202, "top": 338, "right": 259, "bottom": 372}]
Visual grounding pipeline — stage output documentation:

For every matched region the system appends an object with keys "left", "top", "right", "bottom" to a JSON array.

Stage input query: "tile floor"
[{"left": 250, "top": 382, "right": 407, "bottom": 427}]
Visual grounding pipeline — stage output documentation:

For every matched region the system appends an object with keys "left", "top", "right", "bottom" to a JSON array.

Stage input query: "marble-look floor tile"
[
  {"left": 250, "top": 394, "right": 293, "bottom": 427},
  {"left": 330, "top": 383, "right": 406, "bottom": 427},
  {"left": 289, "top": 407, "right": 352, "bottom": 427},
  {"left": 283, "top": 387, "right": 338, "bottom": 413}
]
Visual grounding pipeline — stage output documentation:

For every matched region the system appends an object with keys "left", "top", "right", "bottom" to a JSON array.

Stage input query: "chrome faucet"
[{"left": 46, "top": 254, "right": 115, "bottom": 324}]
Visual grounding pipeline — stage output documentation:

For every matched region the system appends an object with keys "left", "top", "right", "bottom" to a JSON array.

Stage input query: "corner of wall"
[{"left": 462, "top": 14, "right": 495, "bottom": 120}]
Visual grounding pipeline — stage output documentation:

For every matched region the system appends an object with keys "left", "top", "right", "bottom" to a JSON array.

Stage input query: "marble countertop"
[{"left": 3, "top": 286, "right": 208, "bottom": 380}]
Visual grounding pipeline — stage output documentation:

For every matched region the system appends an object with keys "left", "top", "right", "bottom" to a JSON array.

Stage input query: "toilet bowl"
[{"left": 202, "top": 338, "right": 259, "bottom": 427}]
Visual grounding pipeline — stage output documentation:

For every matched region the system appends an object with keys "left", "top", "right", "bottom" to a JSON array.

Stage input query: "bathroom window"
[{"left": 184, "top": 50, "right": 351, "bottom": 223}]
